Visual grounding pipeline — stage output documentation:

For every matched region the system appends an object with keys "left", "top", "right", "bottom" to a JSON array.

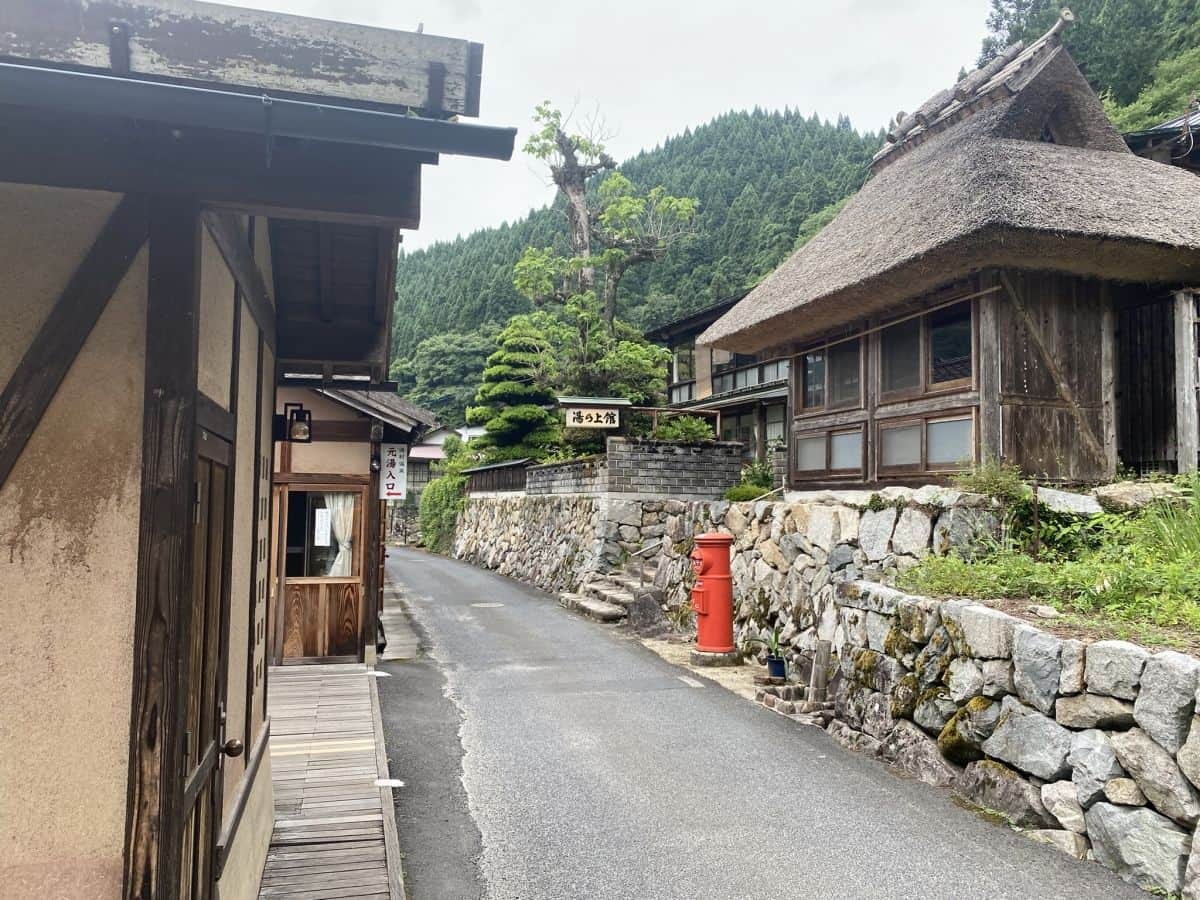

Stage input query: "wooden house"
[
  {"left": 0, "top": 2, "right": 513, "bottom": 899},
  {"left": 270, "top": 388, "right": 435, "bottom": 665},
  {"left": 1126, "top": 107, "right": 1200, "bottom": 173},
  {"left": 645, "top": 295, "right": 790, "bottom": 460},
  {"left": 700, "top": 11, "right": 1200, "bottom": 487}
]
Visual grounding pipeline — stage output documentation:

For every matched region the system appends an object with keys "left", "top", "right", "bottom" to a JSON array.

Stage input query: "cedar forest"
[{"left": 392, "top": 0, "right": 1200, "bottom": 438}]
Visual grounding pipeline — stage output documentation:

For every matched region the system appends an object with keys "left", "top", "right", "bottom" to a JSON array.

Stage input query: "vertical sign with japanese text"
[{"left": 380, "top": 444, "right": 408, "bottom": 500}]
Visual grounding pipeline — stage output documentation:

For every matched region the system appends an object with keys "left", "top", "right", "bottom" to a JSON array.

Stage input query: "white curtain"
[{"left": 324, "top": 492, "right": 356, "bottom": 577}]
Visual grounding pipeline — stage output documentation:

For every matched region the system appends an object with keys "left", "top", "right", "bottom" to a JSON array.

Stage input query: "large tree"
[
  {"left": 389, "top": 324, "right": 499, "bottom": 426},
  {"left": 522, "top": 103, "right": 699, "bottom": 325}
]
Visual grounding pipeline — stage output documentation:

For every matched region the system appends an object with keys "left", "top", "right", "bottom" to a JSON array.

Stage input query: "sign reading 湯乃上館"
[
  {"left": 380, "top": 444, "right": 408, "bottom": 500},
  {"left": 564, "top": 407, "right": 620, "bottom": 429}
]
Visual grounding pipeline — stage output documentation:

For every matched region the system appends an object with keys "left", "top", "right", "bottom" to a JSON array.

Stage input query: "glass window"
[
  {"left": 881, "top": 424, "right": 921, "bottom": 467},
  {"left": 284, "top": 491, "right": 359, "bottom": 578},
  {"left": 796, "top": 436, "right": 825, "bottom": 471},
  {"left": 882, "top": 318, "right": 921, "bottom": 395},
  {"left": 802, "top": 351, "right": 825, "bottom": 408},
  {"left": 929, "top": 303, "right": 972, "bottom": 384},
  {"left": 673, "top": 341, "right": 694, "bottom": 382},
  {"left": 765, "top": 405, "right": 786, "bottom": 444},
  {"left": 828, "top": 340, "right": 861, "bottom": 407},
  {"left": 927, "top": 417, "right": 974, "bottom": 467},
  {"left": 830, "top": 430, "right": 862, "bottom": 471}
]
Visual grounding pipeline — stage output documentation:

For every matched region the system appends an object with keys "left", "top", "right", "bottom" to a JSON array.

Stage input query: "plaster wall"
[
  {"left": 0, "top": 183, "right": 147, "bottom": 897},
  {"left": 198, "top": 226, "right": 236, "bottom": 408},
  {"left": 223, "top": 308, "right": 259, "bottom": 812},
  {"left": 213, "top": 754, "right": 274, "bottom": 900}
]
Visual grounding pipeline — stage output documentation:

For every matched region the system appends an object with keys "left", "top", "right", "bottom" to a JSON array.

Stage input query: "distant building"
[
  {"left": 645, "top": 296, "right": 789, "bottom": 461},
  {"left": 1125, "top": 107, "right": 1200, "bottom": 173}
]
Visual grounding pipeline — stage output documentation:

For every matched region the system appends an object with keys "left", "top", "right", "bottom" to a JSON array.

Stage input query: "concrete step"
[
  {"left": 583, "top": 579, "right": 636, "bottom": 609},
  {"left": 559, "top": 592, "right": 627, "bottom": 623}
]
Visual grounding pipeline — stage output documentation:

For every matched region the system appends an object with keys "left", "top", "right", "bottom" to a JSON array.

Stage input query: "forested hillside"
[{"left": 390, "top": 109, "right": 883, "bottom": 363}]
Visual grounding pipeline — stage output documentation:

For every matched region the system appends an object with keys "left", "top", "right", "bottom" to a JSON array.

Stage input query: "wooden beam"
[
  {"left": 1101, "top": 285, "right": 1119, "bottom": 477},
  {"left": 373, "top": 229, "right": 397, "bottom": 327},
  {"left": 1000, "top": 270, "right": 1106, "bottom": 466},
  {"left": 0, "top": 0, "right": 483, "bottom": 115},
  {"left": 196, "top": 392, "right": 236, "bottom": 442},
  {"left": 1175, "top": 290, "right": 1198, "bottom": 473},
  {"left": 318, "top": 225, "right": 336, "bottom": 323},
  {"left": 273, "top": 472, "right": 369, "bottom": 486},
  {"left": 203, "top": 212, "right": 277, "bottom": 352},
  {"left": 976, "top": 271, "right": 1003, "bottom": 462},
  {"left": 0, "top": 194, "right": 147, "bottom": 490},
  {"left": 123, "top": 194, "right": 202, "bottom": 900}
]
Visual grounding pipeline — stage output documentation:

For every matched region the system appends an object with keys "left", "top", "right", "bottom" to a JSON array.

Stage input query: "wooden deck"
[{"left": 259, "top": 664, "right": 404, "bottom": 900}]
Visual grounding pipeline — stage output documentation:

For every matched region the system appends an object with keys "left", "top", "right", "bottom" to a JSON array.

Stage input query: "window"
[
  {"left": 672, "top": 341, "right": 695, "bottom": 382},
  {"left": 877, "top": 413, "right": 975, "bottom": 474},
  {"left": 284, "top": 490, "right": 360, "bottom": 578},
  {"left": 881, "top": 318, "right": 921, "bottom": 395},
  {"left": 799, "top": 339, "right": 861, "bottom": 410},
  {"left": 765, "top": 405, "right": 786, "bottom": 445},
  {"left": 880, "top": 423, "right": 921, "bottom": 468},
  {"left": 828, "top": 340, "right": 861, "bottom": 407},
  {"left": 793, "top": 425, "right": 864, "bottom": 478},
  {"left": 721, "top": 411, "right": 756, "bottom": 445},
  {"left": 929, "top": 303, "right": 972, "bottom": 385},
  {"left": 802, "top": 351, "right": 825, "bottom": 408}
]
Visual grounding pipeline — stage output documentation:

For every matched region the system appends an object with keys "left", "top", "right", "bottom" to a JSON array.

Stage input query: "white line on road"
[
  {"left": 471, "top": 602, "right": 505, "bottom": 608},
  {"left": 678, "top": 675, "right": 704, "bottom": 689},
  {"left": 375, "top": 778, "right": 406, "bottom": 788}
]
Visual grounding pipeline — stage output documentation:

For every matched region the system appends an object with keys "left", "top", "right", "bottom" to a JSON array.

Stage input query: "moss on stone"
[
  {"left": 884, "top": 625, "right": 916, "bottom": 660},
  {"left": 964, "top": 695, "right": 994, "bottom": 715},
  {"left": 937, "top": 709, "right": 983, "bottom": 765},
  {"left": 891, "top": 673, "right": 919, "bottom": 719}
]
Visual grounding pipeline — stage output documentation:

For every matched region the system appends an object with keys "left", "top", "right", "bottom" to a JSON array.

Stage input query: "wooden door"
[
  {"left": 178, "top": 432, "right": 232, "bottom": 900},
  {"left": 274, "top": 484, "right": 365, "bottom": 663}
]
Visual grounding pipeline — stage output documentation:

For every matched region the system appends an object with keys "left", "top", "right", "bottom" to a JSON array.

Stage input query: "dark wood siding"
[{"left": 1117, "top": 292, "right": 1177, "bottom": 473}]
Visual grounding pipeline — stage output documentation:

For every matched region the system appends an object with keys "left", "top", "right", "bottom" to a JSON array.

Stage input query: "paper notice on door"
[{"left": 313, "top": 508, "right": 332, "bottom": 547}]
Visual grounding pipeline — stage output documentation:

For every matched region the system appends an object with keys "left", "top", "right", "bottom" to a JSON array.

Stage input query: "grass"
[{"left": 900, "top": 476, "right": 1200, "bottom": 643}]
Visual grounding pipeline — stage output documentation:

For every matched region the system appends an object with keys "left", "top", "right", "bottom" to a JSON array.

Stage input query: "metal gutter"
[{"left": 0, "top": 61, "right": 516, "bottom": 160}]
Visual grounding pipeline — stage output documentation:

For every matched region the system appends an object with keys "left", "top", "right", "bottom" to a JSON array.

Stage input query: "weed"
[{"left": 951, "top": 459, "right": 1028, "bottom": 505}]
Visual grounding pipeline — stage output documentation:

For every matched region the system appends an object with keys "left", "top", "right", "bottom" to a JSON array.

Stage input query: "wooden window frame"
[
  {"left": 796, "top": 336, "right": 863, "bottom": 416},
  {"left": 876, "top": 409, "right": 978, "bottom": 476},
  {"left": 280, "top": 484, "right": 367, "bottom": 582},
  {"left": 792, "top": 423, "right": 866, "bottom": 481},
  {"left": 878, "top": 300, "right": 975, "bottom": 404}
]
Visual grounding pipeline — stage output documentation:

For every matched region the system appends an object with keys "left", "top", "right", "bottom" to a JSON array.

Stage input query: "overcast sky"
[{"left": 215, "top": 0, "right": 992, "bottom": 250}]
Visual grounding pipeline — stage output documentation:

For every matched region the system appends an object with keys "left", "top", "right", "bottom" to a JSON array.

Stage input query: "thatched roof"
[{"left": 700, "top": 14, "right": 1200, "bottom": 354}]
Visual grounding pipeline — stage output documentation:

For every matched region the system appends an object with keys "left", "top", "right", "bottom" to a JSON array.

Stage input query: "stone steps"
[{"left": 559, "top": 592, "right": 627, "bottom": 623}]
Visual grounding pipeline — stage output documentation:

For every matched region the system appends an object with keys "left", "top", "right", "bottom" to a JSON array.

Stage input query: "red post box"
[{"left": 690, "top": 532, "right": 735, "bottom": 654}]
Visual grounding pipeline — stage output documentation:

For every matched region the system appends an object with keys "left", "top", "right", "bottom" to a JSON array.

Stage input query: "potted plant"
[{"left": 744, "top": 625, "right": 787, "bottom": 679}]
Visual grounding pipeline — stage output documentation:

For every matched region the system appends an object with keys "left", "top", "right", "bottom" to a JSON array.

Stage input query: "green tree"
[
  {"left": 465, "top": 315, "right": 563, "bottom": 458},
  {"left": 389, "top": 324, "right": 499, "bottom": 426},
  {"left": 1106, "top": 46, "right": 1200, "bottom": 131}
]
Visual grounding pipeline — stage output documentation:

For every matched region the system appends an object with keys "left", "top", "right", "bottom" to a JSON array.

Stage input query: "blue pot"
[{"left": 766, "top": 655, "right": 786, "bottom": 679}]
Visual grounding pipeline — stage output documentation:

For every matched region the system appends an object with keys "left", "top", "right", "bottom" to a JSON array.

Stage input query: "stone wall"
[
  {"left": 526, "top": 456, "right": 606, "bottom": 495},
  {"left": 818, "top": 582, "right": 1200, "bottom": 897}
]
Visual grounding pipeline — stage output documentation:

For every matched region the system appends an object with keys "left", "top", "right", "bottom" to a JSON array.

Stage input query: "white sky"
[{"left": 214, "top": 0, "right": 992, "bottom": 250}]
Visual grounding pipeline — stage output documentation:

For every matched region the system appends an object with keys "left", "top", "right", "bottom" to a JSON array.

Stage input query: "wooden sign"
[
  {"left": 380, "top": 444, "right": 408, "bottom": 500},
  {"left": 564, "top": 407, "right": 620, "bottom": 429}
]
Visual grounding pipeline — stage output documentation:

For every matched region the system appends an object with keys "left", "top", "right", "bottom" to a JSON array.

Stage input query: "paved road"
[{"left": 379, "top": 547, "right": 1141, "bottom": 900}]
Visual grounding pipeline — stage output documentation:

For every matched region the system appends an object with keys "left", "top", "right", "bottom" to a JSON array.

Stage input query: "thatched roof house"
[
  {"left": 701, "top": 11, "right": 1200, "bottom": 355},
  {"left": 699, "top": 10, "right": 1200, "bottom": 487}
]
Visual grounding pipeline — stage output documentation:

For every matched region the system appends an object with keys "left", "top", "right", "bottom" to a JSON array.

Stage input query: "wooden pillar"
[
  {"left": 124, "top": 194, "right": 202, "bottom": 900},
  {"left": 977, "top": 271, "right": 1003, "bottom": 464},
  {"left": 1100, "top": 284, "right": 1119, "bottom": 478},
  {"left": 363, "top": 435, "right": 382, "bottom": 663},
  {"left": 1174, "top": 290, "right": 1198, "bottom": 473},
  {"left": 754, "top": 402, "right": 767, "bottom": 461}
]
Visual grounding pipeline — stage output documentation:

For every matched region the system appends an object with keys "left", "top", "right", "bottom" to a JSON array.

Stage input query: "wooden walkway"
[{"left": 259, "top": 664, "right": 404, "bottom": 900}]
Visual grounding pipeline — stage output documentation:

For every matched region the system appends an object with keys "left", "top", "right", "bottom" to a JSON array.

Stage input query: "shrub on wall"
[
  {"left": 419, "top": 473, "right": 466, "bottom": 554},
  {"left": 654, "top": 415, "right": 714, "bottom": 442}
]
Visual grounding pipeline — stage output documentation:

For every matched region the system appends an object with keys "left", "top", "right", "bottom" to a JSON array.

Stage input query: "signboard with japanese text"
[
  {"left": 564, "top": 407, "right": 620, "bottom": 429},
  {"left": 380, "top": 444, "right": 408, "bottom": 500}
]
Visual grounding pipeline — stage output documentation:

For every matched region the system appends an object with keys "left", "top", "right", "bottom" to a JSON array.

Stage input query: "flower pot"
[{"left": 765, "top": 654, "right": 786, "bottom": 679}]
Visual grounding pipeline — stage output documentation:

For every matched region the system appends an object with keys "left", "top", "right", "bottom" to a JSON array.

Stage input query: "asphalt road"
[{"left": 379, "top": 547, "right": 1142, "bottom": 900}]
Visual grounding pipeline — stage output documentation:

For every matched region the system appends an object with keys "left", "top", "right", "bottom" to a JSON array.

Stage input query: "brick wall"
[{"left": 526, "top": 456, "right": 607, "bottom": 495}]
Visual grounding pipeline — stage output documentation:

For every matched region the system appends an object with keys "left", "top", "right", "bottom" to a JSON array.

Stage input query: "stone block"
[
  {"left": 865, "top": 612, "right": 892, "bottom": 654},
  {"left": 891, "top": 507, "right": 933, "bottom": 557},
  {"left": 1110, "top": 728, "right": 1200, "bottom": 826},
  {"left": 1105, "top": 778, "right": 1148, "bottom": 807},
  {"left": 1012, "top": 625, "right": 1063, "bottom": 715},
  {"left": 955, "top": 760, "right": 1056, "bottom": 828},
  {"left": 1023, "top": 829, "right": 1090, "bottom": 860},
  {"left": 896, "top": 595, "right": 940, "bottom": 643},
  {"left": 807, "top": 506, "right": 841, "bottom": 552},
  {"left": 945, "top": 657, "right": 984, "bottom": 704},
  {"left": 981, "top": 659, "right": 1015, "bottom": 698},
  {"left": 943, "top": 602, "right": 1016, "bottom": 659},
  {"left": 1178, "top": 718, "right": 1200, "bottom": 791},
  {"left": 1085, "top": 803, "right": 1189, "bottom": 895},
  {"left": 914, "top": 626, "right": 955, "bottom": 689},
  {"left": 1055, "top": 693, "right": 1136, "bottom": 730},
  {"left": 1069, "top": 729, "right": 1125, "bottom": 808},
  {"left": 913, "top": 687, "right": 958, "bottom": 736},
  {"left": 1041, "top": 780, "right": 1087, "bottom": 833},
  {"left": 937, "top": 697, "right": 1000, "bottom": 766},
  {"left": 827, "top": 720, "right": 882, "bottom": 756},
  {"left": 861, "top": 690, "right": 896, "bottom": 740},
  {"left": 1134, "top": 651, "right": 1200, "bottom": 755},
  {"left": 858, "top": 507, "right": 896, "bottom": 562},
  {"left": 932, "top": 506, "right": 998, "bottom": 556},
  {"left": 1085, "top": 640, "right": 1149, "bottom": 700},
  {"left": 881, "top": 720, "right": 961, "bottom": 788},
  {"left": 1059, "top": 639, "right": 1085, "bottom": 695},
  {"left": 1036, "top": 487, "right": 1103, "bottom": 516},
  {"left": 981, "top": 696, "right": 1073, "bottom": 780}
]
